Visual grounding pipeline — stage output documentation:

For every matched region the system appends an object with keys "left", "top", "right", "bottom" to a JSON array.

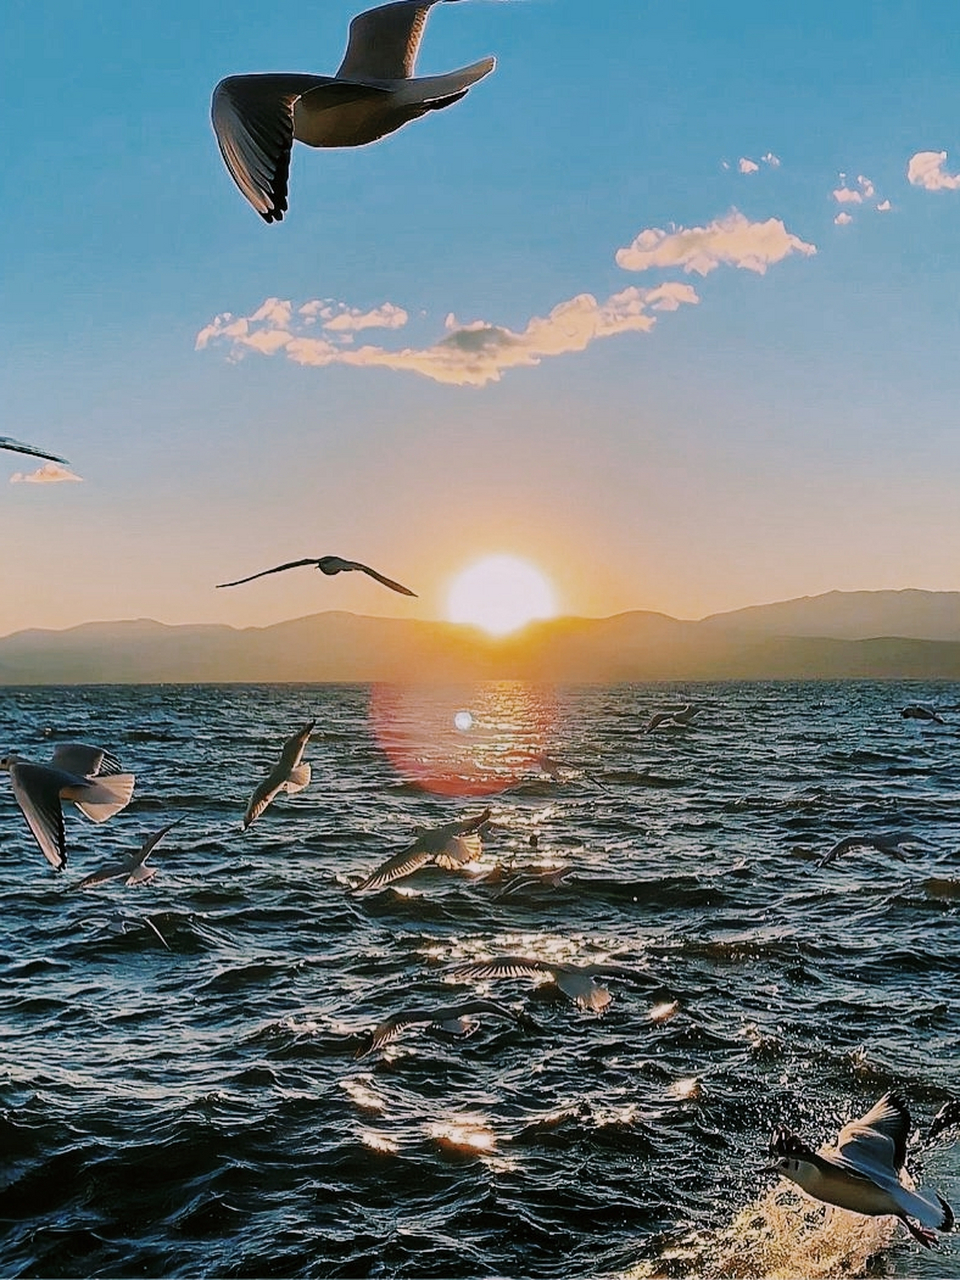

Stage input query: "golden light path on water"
[{"left": 368, "top": 681, "right": 558, "bottom": 796}]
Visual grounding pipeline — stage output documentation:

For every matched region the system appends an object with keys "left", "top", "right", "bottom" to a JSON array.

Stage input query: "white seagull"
[
  {"left": 243, "top": 721, "right": 315, "bottom": 829},
  {"left": 357, "top": 998, "right": 527, "bottom": 1057},
  {"left": 448, "top": 955, "right": 644, "bottom": 1013},
  {"left": 763, "top": 1092, "right": 954, "bottom": 1248},
  {"left": 816, "top": 833, "right": 927, "bottom": 868},
  {"left": 217, "top": 556, "right": 417, "bottom": 597},
  {"left": 77, "top": 818, "right": 183, "bottom": 889},
  {"left": 211, "top": 0, "right": 496, "bottom": 222},
  {"left": 644, "top": 704, "right": 700, "bottom": 732},
  {"left": 0, "top": 436, "right": 69, "bottom": 465},
  {"left": 0, "top": 744, "right": 136, "bottom": 872},
  {"left": 351, "top": 808, "right": 491, "bottom": 894}
]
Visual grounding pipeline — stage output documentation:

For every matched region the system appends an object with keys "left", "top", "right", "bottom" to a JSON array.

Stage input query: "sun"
[{"left": 446, "top": 555, "right": 558, "bottom": 636}]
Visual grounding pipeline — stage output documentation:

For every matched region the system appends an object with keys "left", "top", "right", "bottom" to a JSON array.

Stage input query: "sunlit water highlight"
[{"left": 1, "top": 681, "right": 959, "bottom": 1278}]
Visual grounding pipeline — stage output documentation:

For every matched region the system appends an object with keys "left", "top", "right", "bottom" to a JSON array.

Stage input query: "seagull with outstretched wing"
[
  {"left": 351, "top": 808, "right": 490, "bottom": 894},
  {"left": 217, "top": 556, "right": 416, "bottom": 597},
  {"left": 78, "top": 818, "right": 183, "bottom": 889},
  {"left": 449, "top": 955, "right": 646, "bottom": 1013},
  {"left": 211, "top": 0, "right": 495, "bottom": 222},
  {"left": 357, "top": 998, "right": 528, "bottom": 1056},
  {"left": 242, "top": 721, "right": 315, "bottom": 830},
  {"left": 763, "top": 1093, "right": 954, "bottom": 1248}
]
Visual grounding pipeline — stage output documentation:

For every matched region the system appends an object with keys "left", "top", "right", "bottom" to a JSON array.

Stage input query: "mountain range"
[{"left": 3, "top": 589, "right": 960, "bottom": 684}]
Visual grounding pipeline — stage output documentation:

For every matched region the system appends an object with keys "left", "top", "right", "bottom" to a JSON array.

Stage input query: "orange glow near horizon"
[{"left": 446, "top": 556, "right": 559, "bottom": 636}]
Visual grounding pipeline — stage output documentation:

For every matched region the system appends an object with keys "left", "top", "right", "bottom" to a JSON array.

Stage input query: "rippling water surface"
[{"left": 2, "top": 681, "right": 959, "bottom": 1278}]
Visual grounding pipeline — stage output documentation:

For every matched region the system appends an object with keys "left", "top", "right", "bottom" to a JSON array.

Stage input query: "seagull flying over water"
[
  {"left": 357, "top": 998, "right": 527, "bottom": 1057},
  {"left": 816, "top": 833, "right": 927, "bottom": 868},
  {"left": 762, "top": 1092, "right": 954, "bottom": 1248},
  {"left": 449, "top": 955, "right": 645, "bottom": 1012},
  {"left": 0, "top": 436, "right": 69, "bottom": 465},
  {"left": 216, "top": 556, "right": 417, "bottom": 596},
  {"left": 644, "top": 704, "right": 700, "bottom": 733},
  {"left": 0, "top": 744, "right": 135, "bottom": 872},
  {"left": 901, "top": 704, "right": 946, "bottom": 724},
  {"left": 243, "top": 720, "right": 315, "bottom": 829},
  {"left": 77, "top": 818, "right": 183, "bottom": 889},
  {"left": 211, "top": 0, "right": 496, "bottom": 222},
  {"left": 351, "top": 808, "right": 491, "bottom": 894}
]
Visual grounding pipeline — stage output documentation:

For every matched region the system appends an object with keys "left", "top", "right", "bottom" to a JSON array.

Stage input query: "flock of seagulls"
[{"left": 6, "top": 0, "right": 959, "bottom": 1260}]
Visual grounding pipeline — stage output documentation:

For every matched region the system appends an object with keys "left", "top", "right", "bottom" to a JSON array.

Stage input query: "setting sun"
[{"left": 446, "top": 555, "right": 558, "bottom": 636}]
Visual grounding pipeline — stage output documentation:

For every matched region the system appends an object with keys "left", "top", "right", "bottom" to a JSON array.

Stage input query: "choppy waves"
[{"left": 1, "top": 681, "right": 959, "bottom": 1277}]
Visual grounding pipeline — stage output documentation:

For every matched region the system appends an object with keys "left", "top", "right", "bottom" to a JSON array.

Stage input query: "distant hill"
[{"left": 3, "top": 590, "right": 960, "bottom": 683}]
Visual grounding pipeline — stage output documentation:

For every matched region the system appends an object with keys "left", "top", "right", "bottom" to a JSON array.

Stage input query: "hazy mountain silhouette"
[{"left": 2, "top": 590, "right": 960, "bottom": 684}]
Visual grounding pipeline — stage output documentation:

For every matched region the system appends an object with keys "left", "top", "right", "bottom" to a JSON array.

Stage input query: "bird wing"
[
  {"left": 77, "top": 860, "right": 131, "bottom": 890},
  {"left": 9, "top": 762, "right": 68, "bottom": 870},
  {"left": 336, "top": 1, "right": 444, "bottom": 80},
  {"left": 450, "top": 956, "right": 553, "bottom": 983},
  {"left": 434, "top": 832, "right": 481, "bottom": 869},
  {"left": 325, "top": 558, "right": 417, "bottom": 597},
  {"left": 352, "top": 845, "right": 434, "bottom": 894},
  {"left": 50, "top": 744, "right": 123, "bottom": 777},
  {"left": 133, "top": 817, "right": 184, "bottom": 868},
  {"left": 216, "top": 559, "right": 319, "bottom": 588},
  {"left": 831, "top": 1093, "right": 910, "bottom": 1178},
  {"left": 242, "top": 772, "right": 285, "bottom": 829},
  {"left": 0, "top": 436, "right": 69, "bottom": 465},
  {"left": 212, "top": 75, "right": 327, "bottom": 222},
  {"left": 279, "top": 721, "right": 315, "bottom": 772},
  {"left": 362, "top": 1007, "right": 438, "bottom": 1055}
]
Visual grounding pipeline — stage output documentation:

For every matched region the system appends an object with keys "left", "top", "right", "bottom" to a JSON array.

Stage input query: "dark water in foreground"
[{"left": 1, "top": 681, "right": 959, "bottom": 1279}]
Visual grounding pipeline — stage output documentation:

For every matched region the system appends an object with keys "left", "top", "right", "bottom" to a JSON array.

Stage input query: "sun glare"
[{"left": 446, "top": 555, "right": 558, "bottom": 637}]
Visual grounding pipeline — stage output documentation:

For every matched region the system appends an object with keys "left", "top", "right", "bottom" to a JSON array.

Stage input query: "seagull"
[
  {"left": 216, "top": 556, "right": 417, "bottom": 597},
  {"left": 351, "top": 808, "right": 491, "bottom": 894},
  {"left": 77, "top": 818, "right": 183, "bottom": 889},
  {"left": 492, "top": 855, "right": 576, "bottom": 899},
  {"left": 762, "top": 1092, "right": 954, "bottom": 1248},
  {"left": 0, "top": 436, "right": 69, "bottom": 465},
  {"left": 448, "top": 955, "right": 645, "bottom": 1012},
  {"left": 356, "top": 998, "right": 528, "bottom": 1057},
  {"left": 644, "top": 704, "right": 700, "bottom": 732},
  {"left": 0, "top": 744, "right": 136, "bottom": 872},
  {"left": 816, "top": 833, "right": 927, "bottom": 868},
  {"left": 901, "top": 704, "right": 946, "bottom": 724},
  {"left": 211, "top": 0, "right": 496, "bottom": 222},
  {"left": 534, "top": 753, "right": 608, "bottom": 791},
  {"left": 242, "top": 720, "right": 315, "bottom": 829}
]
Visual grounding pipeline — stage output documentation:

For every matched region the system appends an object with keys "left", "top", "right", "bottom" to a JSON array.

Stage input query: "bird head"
[{"left": 760, "top": 1126, "right": 818, "bottom": 1182}]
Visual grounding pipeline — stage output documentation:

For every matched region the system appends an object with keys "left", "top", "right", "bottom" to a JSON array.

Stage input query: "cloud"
[
  {"left": 614, "top": 211, "right": 816, "bottom": 277},
  {"left": 833, "top": 185, "right": 863, "bottom": 205},
  {"left": 199, "top": 210, "right": 815, "bottom": 387},
  {"left": 907, "top": 150, "right": 960, "bottom": 191},
  {"left": 198, "top": 283, "right": 700, "bottom": 387},
  {"left": 834, "top": 211, "right": 853, "bottom": 226},
  {"left": 762, "top": 152, "right": 781, "bottom": 167},
  {"left": 9, "top": 462, "right": 83, "bottom": 485},
  {"left": 738, "top": 157, "right": 759, "bottom": 174},
  {"left": 876, "top": 199, "right": 892, "bottom": 212}
]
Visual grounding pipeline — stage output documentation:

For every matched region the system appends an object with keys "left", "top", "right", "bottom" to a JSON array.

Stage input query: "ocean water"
[{"left": 1, "top": 680, "right": 958, "bottom": 1279}]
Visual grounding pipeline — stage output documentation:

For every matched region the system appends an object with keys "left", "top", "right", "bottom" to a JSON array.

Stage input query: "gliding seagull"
[
  {"left": 77, "top": 818, "right": 183, "bottom": 889},
  {"left": 763, "top": 1092, "right": 954, "bottom": 1248},
  {"left": 1, "top": 436, "right": 69, "bottom": 465},
  {"left": 242, "top": 720, "right": 315, "bottom": 829},
  {"left": 816, "top": 833, "right": 927, "bottom": 868},
  {"left": 449, "top": 955, "right": 645, "bottom": 1012},
  {"left": 217, "top": 556, "right": 416, "bottom": 597},
  {"left": 211, "top": 0, "right": 496, "bottom": 222},
  {"left": 0, "top": 744, "right": 135, "bottom": 872},
  {"left": 351, "top": 808, "right": 491, "bottom": 894},
  {"left": 357, "top": 999, "right": 528, "bottom": 1056}
]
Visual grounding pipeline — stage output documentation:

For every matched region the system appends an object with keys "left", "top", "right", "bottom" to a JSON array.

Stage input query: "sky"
[{"left": 3, "top": 0, "right": 960, "bottom": 636}]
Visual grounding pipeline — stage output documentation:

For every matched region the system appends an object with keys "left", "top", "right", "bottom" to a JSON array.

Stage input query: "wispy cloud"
[
  {"left": 830, "top": 173, "right": 888, "bottom": 225},
  {"left": 9, "top": 461, "right": 83, "bottom": 485},
  {"left": 727, "top": 153, "right": 780, "bottom": 174},
  {"left": 198, "top": 210, "right": 815, "bottom": 387},
  {"left": 907, "top": 150, "right": 960, "bottom": 191},
  {"left": 614, "top": 211, "right": 816, "bottom": 277},
  {"left": 738, "top": 157, "right": 759, "bottom": 174}
]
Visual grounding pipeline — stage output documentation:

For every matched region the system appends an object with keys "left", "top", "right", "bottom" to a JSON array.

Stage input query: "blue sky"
[{"left": 3, "top": 1, "right": 960, "bottom": 634}]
